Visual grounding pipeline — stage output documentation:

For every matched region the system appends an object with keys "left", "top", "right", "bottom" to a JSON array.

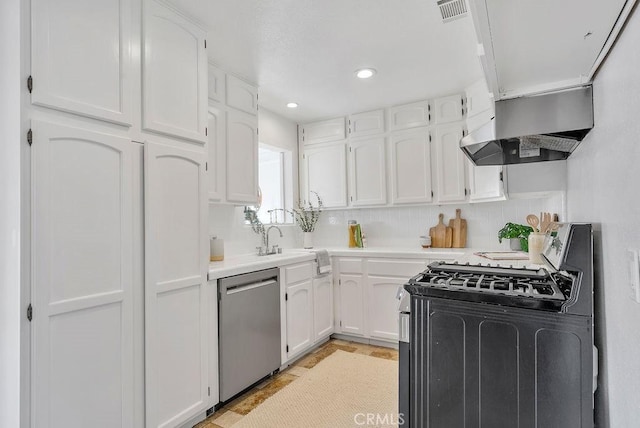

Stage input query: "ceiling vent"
[{"left": 437, "top": 0, "right": 468, "bottom": 22}]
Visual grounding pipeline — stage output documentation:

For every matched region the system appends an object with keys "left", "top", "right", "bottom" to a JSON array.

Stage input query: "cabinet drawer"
[
  {"left": 284, "top": 262, "right": 313, "bottom": 284},
  {"left": 367, "top": 259, "right": 428, "bottom": 278},
  {"left": 338, "top": 258, "right": 363, "bottom": 274}
]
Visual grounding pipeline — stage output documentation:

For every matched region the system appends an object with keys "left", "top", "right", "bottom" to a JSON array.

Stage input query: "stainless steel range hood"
[{"left": 461, "top": 86, "right": 594, "bottom": 166}]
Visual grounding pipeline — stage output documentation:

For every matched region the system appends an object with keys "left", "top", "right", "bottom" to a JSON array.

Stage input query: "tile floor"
[{"left": 195, "top": 339, "right": 399, "bottom": 428}]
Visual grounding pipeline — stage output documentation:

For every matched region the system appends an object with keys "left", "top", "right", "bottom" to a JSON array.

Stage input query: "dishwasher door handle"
[{"left": 225, "top": 279, "right": 277, "bottom": 295}]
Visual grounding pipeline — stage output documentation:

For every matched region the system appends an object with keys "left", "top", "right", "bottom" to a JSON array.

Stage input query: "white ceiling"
[
  {"left": 169, "top": 0, "right": 484, "bottom": 123},
  {"left": 483, "top": 0, "right": 628, "bottom": 98}
]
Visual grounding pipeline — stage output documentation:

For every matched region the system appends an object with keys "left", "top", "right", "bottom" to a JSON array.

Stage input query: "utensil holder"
[{"left": 528, "top": 232, "right": 546, "bottom": 264}]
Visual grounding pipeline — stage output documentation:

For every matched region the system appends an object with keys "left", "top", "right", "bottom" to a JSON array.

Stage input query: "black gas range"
[{"left": 398, "top": 223, "right": 596, "bottom": 428}]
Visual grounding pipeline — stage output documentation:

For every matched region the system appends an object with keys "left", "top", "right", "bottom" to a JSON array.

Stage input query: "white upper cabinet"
[
  {"left": 225, "top": 75, "right": 258, "bottom": 115},
  {"left": 31, "top": 0, "right": 133, "bottom": 125},
  {"left": 349, "top": 138, "right": 387, "bottom": 206},
  {"left": 142, "top": 0, "right": 208, "bottom": 144},
  {"left": 207, "top": 106, "right": 226, "bottom": 202},
  {"left": 208, "top": 63, "right": 226, "bottom": 103},
  {"left": 388, "top": 100, "right": 431, "bottom": 131},
  {"left": 465, "top": 79, "right": 493, "bottom": 119},
  {"left": 434, "top": 94, "right": 464, "bottom": 124},
  {"left": 301, "top": 142, "right": 348, "bottom": 208},
  {"left": 468, "top": 162, "right": 506, "bottom": 203},
  {"left": 465, "top": 78, "right": 494, "bottom": 133},
  {"left": 226, "top": 110, "right": 258, "bottom": 204},
  {"left": 144, "top": 142, "right": 208, "bottom": 428},
  {"left": 349, "top": 109, "right": 385, "bottom": 137},
  {"left": 433, "top": 123, "right": 467, "bottom": 203},
  {"left": 31, "top": 121, "right": 135, "bottom": 428},
  {"left": 389, "top": 128, "right": 433, "bottom": 204},
  {"left": 301, "top": 118, "right": 346, "bottom": 145}
]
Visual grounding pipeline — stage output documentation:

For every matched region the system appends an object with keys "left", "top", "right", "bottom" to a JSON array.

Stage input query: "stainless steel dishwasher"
[{"left": 218, "top": 268, "right": 281, "bottom": 402}]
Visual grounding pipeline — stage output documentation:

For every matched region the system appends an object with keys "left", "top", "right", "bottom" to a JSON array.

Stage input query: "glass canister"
[
  {"left": 348, "top": 220, "right": 358, "bottom": 248},
  {"left": 527, "top": 232, "right": 546, "bottom": 264}
]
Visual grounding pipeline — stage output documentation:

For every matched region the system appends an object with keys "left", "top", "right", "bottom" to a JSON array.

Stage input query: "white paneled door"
[
  {"left": 301, "top": 142, "right": 348, "bottom": 208},
  {"left": 31, "top": 121, "right": 135, "bottom": 428},
  {"left": 349, "top": 138, "right": 387, "bottom": 206},
  {"left": 144, "top": 143, "right": 208, "bottom": 428},
  {"left": 434, "top": 124, "right": 467, "bottom": 203},
  {"left": 389, "top": 128, "right": 433, "bottom": 204},
  {"left": 367, "top": 276, "right": 405, "bottom": 341},
  {"left": 226, "top": 110, "right": 258, "bottom": 204},
  {"left": 31, "top": 0, "right": 133, "bottom": 125},
  {"left": 338, "top": 274, "right": 365, "bottom": 336},
  {"left": 142, "top": 0, "right": 208, "bottom": 144},
  {"left": 313, "top": 275, "right": 334, "bottom": 340},
  {"left": 286, "top": 279, "right": 314, "bottom": 358}
]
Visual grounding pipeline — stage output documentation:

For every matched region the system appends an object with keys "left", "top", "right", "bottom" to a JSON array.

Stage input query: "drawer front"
[
  {"left": 284, "top": 262, "right": 313, "bottom": 284},
  {"left": 338, "top": 258, "right": 363, "bottom": 274},
  {"left": 367, "top": 259, "right": 428, "bottom": 278}
]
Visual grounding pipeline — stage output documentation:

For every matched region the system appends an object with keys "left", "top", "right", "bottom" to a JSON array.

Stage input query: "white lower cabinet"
[
  {"left": 284, "top": 261, "right": 333, "bottom": 362},
  {"left": 313, "top": 274, "right": 334, "bottom": 340},
  {"left": 367, "top": 276, "right": 407, "bottom": 341},
  {"left": 338, "top": 274, "right": 366, "bottom": 336},
  {"left": 286, "top": 279, "right": 314, "bottom": 358},
  {"left": 336, "top": 257, "right": 435, "bottom": 343}
]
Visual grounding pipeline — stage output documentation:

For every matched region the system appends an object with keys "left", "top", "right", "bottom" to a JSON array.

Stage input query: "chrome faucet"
[{"left": 264, "top": 225, "right": 283, "bottom": 255}]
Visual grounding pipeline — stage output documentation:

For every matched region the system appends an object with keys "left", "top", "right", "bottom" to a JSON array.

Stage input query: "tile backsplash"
[{"left": 209, "top": 193, "right": 565, "bottom": 256}]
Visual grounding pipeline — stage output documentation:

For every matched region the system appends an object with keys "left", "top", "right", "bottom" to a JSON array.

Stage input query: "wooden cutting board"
[
  {"left": 449, "top": 208, "right": 467, "bottom": 248},
  {"left": 430, "top": 213, "right": 451, "bottom": 248}
]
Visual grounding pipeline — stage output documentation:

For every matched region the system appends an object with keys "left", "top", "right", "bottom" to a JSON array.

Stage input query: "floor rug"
[{"left": 233, "top": 350, "right": 399, "bottom": 428}]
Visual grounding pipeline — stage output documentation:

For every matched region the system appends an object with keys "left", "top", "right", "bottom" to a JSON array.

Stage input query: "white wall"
[
  {"left": 0, "top": 0, "right": 23, "bottom": 426},
  {"left": 566, "top": 5, "right": 640, "bottom": 427},
  {"left": 258, "top": 107, "right": 299, "bottom": 201},
  {"left": 210, "top": 194, "right": 564, "bottom": 256},
  {"left": 312, "top": 195, "right": 564, "bottom": 249}
]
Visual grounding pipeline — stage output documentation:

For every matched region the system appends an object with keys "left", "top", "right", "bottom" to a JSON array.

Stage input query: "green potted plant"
[{"left": 498, "top": 222, "right": 534, "bottom": 252}]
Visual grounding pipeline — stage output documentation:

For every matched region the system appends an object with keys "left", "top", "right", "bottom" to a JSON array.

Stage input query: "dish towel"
[{"left": 315, "top": 250, "right": 332, "bottom": 275}]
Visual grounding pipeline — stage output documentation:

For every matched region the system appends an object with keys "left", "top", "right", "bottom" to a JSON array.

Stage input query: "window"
[{"left": 255, "top": 144, "right": 293, "bottom": 224}]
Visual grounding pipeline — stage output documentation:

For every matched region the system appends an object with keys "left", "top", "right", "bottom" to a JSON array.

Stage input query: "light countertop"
[{"left": 208, "top": 247, "right": 544, "bottom": 280}]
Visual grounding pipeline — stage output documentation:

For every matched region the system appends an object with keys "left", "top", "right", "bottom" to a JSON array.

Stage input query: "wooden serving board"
[
  {"left": 430, "top": 213, "right": 453, "bottom": 248},
  {"left": 449, "top": 208, "right": 467, "bottom": 248}
]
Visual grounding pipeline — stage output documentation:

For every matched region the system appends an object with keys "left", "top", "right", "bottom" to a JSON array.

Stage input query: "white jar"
[
  {"left": 528, "top": 232, "right": 546, "bottom": 264},
  {"left": 210, "top": 236, "right": 224, "bottom": 261}
]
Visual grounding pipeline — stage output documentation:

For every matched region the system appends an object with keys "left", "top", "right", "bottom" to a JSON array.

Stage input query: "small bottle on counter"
[{"left": 348, "top": 220, "right": 358, "bottom": 248}]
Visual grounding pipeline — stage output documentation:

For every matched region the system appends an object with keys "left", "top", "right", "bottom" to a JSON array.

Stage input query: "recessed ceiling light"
[
  {"left": 355, "top": 68, "right": 376, "bottom": 79},
  {"left": 287, "top": 102, "right": 298, "bottom": 108}
]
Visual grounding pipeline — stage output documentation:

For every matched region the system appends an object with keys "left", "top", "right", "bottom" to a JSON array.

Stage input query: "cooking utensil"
[
  {"left": 526, "top": 214, "right": 540, "bottom": 232},
  {"left": 449, "top": 208, "right": 467, "bottom": 248},
  {"left": 540, "top": 212, "right": 552, "bottom": 234},
  {"left": 547, "top": 221, "right": 560, "bottom": 232},
  {"left": 430, "top": 213, "right": 448, "bottom": 248}
]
